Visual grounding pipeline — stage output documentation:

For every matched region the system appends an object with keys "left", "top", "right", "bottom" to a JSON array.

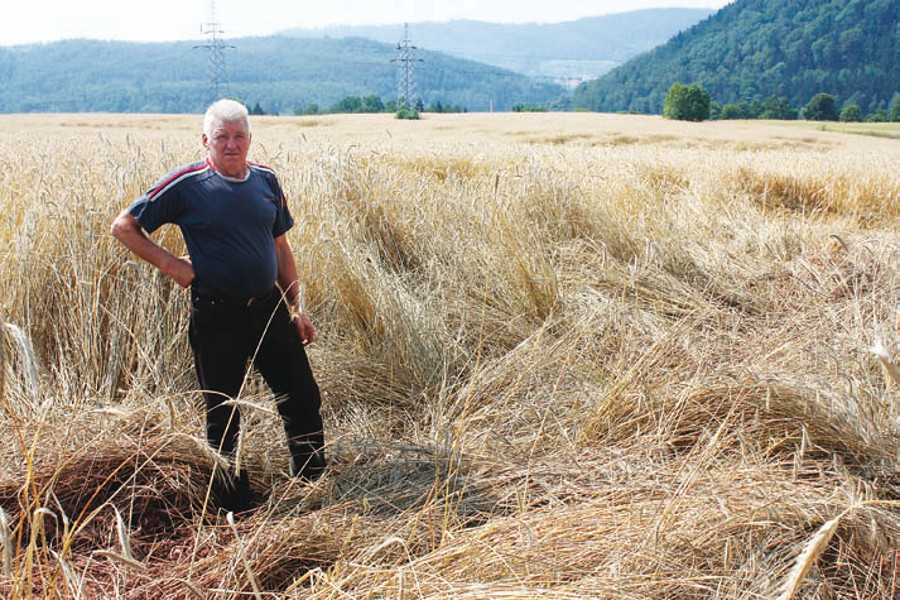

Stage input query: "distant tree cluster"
[
  {"left": 663, "top": 83, "right": 900, "bottom": 123},
  {"left": 328, "top": 94, "right": 387, "bottom": 114},
  {"left": 287, "top": 95, "right": 464, "bottom": 117},
  {"left": 511, "top": 104, "right": 549, "bottom": 112},
  {"left": 427, "top": 101, "right": 464, "bottom": 113},
  {"left": 713, "top": 96, "right": 798, "bottom": 120}
]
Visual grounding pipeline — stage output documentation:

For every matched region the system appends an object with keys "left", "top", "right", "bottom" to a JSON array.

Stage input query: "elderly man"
[{"left": 111, "top": 99, "right": 326, "bottom": 506}]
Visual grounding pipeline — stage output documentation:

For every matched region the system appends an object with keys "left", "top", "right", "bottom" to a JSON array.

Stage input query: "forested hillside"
[
  {"left": 574, "top": 0, "right": 899, "bottom": 114},
  {"left": 283, "top": 9, "right": 714, "bottom": 82},
  {"left": 0, "top": 36, "right": 565, "bottom": 113}
]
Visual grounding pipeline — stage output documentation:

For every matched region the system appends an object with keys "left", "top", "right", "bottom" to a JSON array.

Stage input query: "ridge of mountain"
[{"left": 280, "top": 9, "right": 715, "bottom": 83}]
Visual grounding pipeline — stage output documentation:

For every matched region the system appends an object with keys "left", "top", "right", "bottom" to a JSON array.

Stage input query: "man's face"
[{"left": 202, "top": 119, "right": 251, "bottom": 178}]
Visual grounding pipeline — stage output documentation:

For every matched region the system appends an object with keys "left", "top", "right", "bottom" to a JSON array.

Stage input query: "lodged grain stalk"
[
  {"left": 0, "top": 318, "right": 41, "bottom": 414},
  {"left": 0, "top": 113, "right": 898, "bottom": 599}
]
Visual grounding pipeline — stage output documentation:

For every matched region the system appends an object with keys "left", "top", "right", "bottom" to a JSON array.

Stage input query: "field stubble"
[{"left": 0, "top": 112, "right": 898, "bottom": 599}]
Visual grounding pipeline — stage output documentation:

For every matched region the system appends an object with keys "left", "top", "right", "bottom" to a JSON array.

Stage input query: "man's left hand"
[{"left": 294, "top": 313, "right": 316, "bottom": 346}]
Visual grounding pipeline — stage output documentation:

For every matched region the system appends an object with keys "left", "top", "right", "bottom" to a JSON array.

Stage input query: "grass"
[
  {"left": 774, "top": 119, "right": 900, "bottom": 140},
  {"left": 0, "top": 112, "right": 898, "bottom": 599}
]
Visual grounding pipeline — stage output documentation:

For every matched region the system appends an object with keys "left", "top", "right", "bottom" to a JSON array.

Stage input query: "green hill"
[
  {"left": 0, "top": 36, "right": 565, "bottom": 113},
  {"left": 574, "top": 0, "right": 899, "bottom": 114}
]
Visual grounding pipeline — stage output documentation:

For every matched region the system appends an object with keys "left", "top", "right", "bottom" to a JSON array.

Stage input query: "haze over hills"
[
  {"left": 574, "top": 0, "right": 899, "bottom": 114},
  {"left": 0, "top": 36, "right": 564, "bottom": 114},
  {"left": 281, "top": 9, "right": 715, "bottom": 84}
]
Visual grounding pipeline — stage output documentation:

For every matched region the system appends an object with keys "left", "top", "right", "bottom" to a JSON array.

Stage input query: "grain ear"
[
  {"left": 870, "top": 341, "right": 900, "bottom": 387},
  {"left": 776, "top": 514, "right": 843, "bottom": 600}
]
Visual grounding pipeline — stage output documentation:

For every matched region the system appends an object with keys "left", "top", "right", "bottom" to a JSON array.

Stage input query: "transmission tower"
[
  {"left": 392, "top": 23, "right": 423, "bottom": 112},
  {"left": 195, "top": 0, "right": 234, "bottom": 102}
]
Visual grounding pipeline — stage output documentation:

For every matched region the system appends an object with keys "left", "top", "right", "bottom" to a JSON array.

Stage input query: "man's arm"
[
  {"left": 275, "top": 234, "right": 316, "bottom": 345},
  {"left": 111, "top": 210, "right": 195, "bottom": 288}
]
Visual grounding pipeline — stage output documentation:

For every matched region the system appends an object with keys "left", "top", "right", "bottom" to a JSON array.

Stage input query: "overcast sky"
[{"left": 2, "top": 1, "right": 732, "bottom": 46}]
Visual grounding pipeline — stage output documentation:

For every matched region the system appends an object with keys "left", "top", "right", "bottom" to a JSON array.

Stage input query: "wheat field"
[{"left": 0, "top": 112, "right": 898, "bottom": 599}]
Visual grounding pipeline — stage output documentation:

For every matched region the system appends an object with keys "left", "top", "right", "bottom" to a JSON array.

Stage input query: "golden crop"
[{"left": 0, "top": 112, "right": 898, "bottom": 599}]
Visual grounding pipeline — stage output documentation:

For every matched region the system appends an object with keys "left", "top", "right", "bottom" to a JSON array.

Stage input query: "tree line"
[
  {"left": 247, "top": 95, "right": 464, "bottom": 116},
  {"left": 663, "top": 82, "right": 900, "bottom": 123}
]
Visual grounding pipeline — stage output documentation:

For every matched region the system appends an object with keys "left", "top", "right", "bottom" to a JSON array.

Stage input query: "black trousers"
[{"left": 188, "top": 287, "right": 325, "bottom": 478}]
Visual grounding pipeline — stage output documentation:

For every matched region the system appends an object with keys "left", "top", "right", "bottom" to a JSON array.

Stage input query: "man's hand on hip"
[{"left": 168, "top": 256, "right": 195, "bottom": 288}]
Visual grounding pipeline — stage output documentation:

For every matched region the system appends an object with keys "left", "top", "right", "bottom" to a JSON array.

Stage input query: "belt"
[{"left": 191, "top": 286, "right": 280, "bottom": 310}]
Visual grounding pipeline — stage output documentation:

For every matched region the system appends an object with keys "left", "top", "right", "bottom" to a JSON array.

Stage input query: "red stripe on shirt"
[{"left": 145, "top": 162, "right": 210, "bottom": 202}]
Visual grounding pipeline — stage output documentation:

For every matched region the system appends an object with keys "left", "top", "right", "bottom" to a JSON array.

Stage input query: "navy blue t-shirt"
[{"left": 128, "top": 159, "right": 295, "bottom": 299}]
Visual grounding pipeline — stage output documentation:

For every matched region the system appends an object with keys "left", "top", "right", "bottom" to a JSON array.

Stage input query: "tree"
[
  {"left": 720, "top": 101, "right": 754, "bottom": 119},
  {"left": 759, "top": 96, "right": 798, "bottom": 120},
  {"left": 663, "top": 83, "right": 710, "bottom": 122},
  {"left": 890, "top": 94, "right": 900, "bottom": 122},
  {"left": 331, "top": 96, "right": 363, "bottom": 113},
  {"left": 803, "top": 93, "right": 838, "bottom": 121},
  {"left": 395, "top": 107, "right": 419, "bottom": 120},
  {"left": 361, "top": 94, "right": 385, "bottom": 113},
  {"left": 839, "top": 102, "right": 862, "bottom": 122}
]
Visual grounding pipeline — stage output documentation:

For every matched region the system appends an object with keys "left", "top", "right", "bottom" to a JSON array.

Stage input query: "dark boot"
[
  {"left": 288, "top": 436, "right": 327, "bottom": 481},
  {"left": 212, "top": 466, "right": 252, "bottom": 513}
]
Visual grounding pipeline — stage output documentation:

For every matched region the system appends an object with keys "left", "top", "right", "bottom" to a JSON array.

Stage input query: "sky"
[{"left": 1, "top": 1, "right": 732, "bottom": 47}]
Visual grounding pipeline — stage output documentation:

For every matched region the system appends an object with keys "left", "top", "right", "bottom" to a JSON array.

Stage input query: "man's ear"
[{"left": 201, "top": 133, "right": 209, "bottom": 149}]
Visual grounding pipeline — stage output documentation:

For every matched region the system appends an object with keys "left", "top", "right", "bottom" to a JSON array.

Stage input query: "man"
[{"left": 111, "top": 99, "right": 326, "bottom": 504}]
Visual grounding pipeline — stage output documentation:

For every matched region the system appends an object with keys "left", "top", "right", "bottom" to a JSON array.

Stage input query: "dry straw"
[
  {"left": 1, "top": 321, "right": 40, "bottom": 411},
  {"left": 0, "top": 506, "right": 10, "bottom": 578},
  {"left": 226, "top": 511, "right": 263, "bottom": 599},
  {"left": 775, "top": 511, "right": 845, "bottom": 600},
  {"left": 50, "top": 548, "right": 83, "bottom": 600},
  {"left": 0, "top": 113, "right": 898, "bottom": 599}
]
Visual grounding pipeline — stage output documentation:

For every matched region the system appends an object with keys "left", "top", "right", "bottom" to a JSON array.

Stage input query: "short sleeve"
[
  {"left": 269, "top": 174, "right": 295, "bottom": 238},
  {"left": 128, "top": 170, "right": 187, "bottom": 234}
]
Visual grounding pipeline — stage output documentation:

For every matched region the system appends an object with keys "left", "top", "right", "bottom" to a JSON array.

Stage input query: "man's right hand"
[
  {"left": 111, "top": 211, "right": 194, "bottom": 287},
  {"left": 169, "top": 256, "right": 195, "bottom": 288}
]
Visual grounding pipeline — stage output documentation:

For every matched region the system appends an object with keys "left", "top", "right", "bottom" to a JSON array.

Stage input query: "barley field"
[{"left": 0, "top": 111, "right": 898, "bottom": 599}]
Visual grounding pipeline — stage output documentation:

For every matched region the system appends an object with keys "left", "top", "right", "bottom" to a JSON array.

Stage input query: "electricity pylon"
[
  {"left": 392, "top": 23, "right": 423, "bottom": 113},
  {"left": 195, "top": 0, "right": 234, "bottom": 102}
]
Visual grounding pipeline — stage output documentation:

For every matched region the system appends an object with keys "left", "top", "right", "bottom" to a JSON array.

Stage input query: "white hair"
[{"left": 203, "top": 99, "right": 252, "bottom": 137}]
